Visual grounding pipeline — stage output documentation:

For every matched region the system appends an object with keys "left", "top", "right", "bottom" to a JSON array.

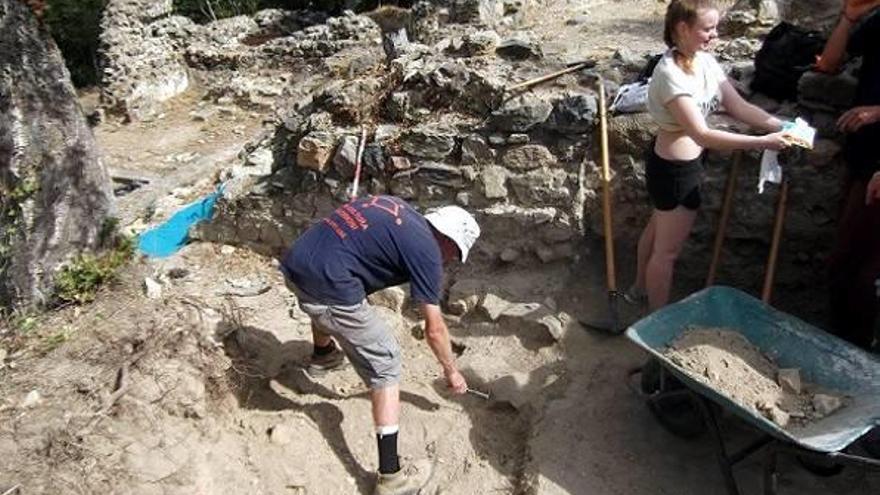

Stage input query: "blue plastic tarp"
[
  {"left": 625, "top": 286, "right": 880, "bottom": 453},
  {"left": 137, "top": 187, "right": 223, "bottom": 258}
]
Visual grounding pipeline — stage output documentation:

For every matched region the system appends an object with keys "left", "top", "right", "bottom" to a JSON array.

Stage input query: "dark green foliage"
[
  {"left": 44, "top": 0, "right": 107, "bottom": 88},
  {"left": 173, "top": 0, "right": 269, "bottom": 23},
  {"left": 54, "top": 218, "right": 135, "bottom": 305}
]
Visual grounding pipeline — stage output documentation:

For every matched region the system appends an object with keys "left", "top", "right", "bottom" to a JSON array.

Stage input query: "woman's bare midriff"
[{"left": 655, "top": 129, "right": 704, "bottom": 162}]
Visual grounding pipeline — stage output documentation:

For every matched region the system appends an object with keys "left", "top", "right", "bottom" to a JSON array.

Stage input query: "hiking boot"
[
  {"left": 306, "top": 346, "right": 345, "bottom": 376},
  {"left": 373, "top": 459, "right": 434, "bottom": 495},
  {"left": 622, "top": 285, "right": 647, "bottom": 307}
]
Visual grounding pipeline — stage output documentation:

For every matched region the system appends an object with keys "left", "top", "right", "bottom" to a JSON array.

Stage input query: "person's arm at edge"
[{"left": 816, "top": 16, "right": 855, "bottom": 73}]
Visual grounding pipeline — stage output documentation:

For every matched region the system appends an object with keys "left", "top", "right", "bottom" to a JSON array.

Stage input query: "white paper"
[
  {"left": 782, "top": 117, "right": 816, "bottom": 149},
  {"left": 758, "top": 150, "right": 783, "bottom": 194}
]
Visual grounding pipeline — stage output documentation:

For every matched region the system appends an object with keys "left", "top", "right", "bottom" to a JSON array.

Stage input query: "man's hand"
[
  {"left": 866, "top": 172, "right": 880, "bottom": 205},
  {"left": 444, "top": 367, "right": 467, "bottom": 395},
  {"left": 838, "top": 105, "right": 880, "bottom": 133}
]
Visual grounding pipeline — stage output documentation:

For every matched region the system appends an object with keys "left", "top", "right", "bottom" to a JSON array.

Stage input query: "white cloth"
[
  {"left": 758, "top": 150, "right": 783, "bottom": 194},
  {"left": 610, "top": 81, "right": 650, "bottom": 114},
  {"left": 647, "top": 49, "right": 727, "bottom": 132}
]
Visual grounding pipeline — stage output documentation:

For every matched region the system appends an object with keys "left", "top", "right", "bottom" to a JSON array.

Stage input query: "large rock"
[
  {"left": 490, "top": 94, "right": 552, "bottom": 132},
  {"left": 0, "top": 0, "right": 114, "bottom": 309},
  {"left": 544, "top": 92, "right": 598, "bottom": 134},
  {"left": 318, "top": 77, "right": 386, "bottom": 124},
  {"left": 461, "top": 134, "right": 495, "bottom": 165},
  {"left": 608, "top": 112, "right": 657, "bottom": 158},
  {"left": 333, "top": 134, "right": 360, "bottom": 179},
  {"left": 502, "top": 144, "right": 557, "bottom": 170},
  {"left": 509, "top": 168, "right": 570, "bottom": 204},
  {"left": 297, "top": 132, "right": 336, "bottom": 172},
  {"left": 481, "top": 166, "right": 509, "bottom": 199},
  {"left": 447, "top": 278, "right": 486, "bottom": 315},
  {"left": 497, "top": 302, "right": 563, "bottom": 345},
  {"left": 400, "top": 125, "right": 457, "bottom": 159}
]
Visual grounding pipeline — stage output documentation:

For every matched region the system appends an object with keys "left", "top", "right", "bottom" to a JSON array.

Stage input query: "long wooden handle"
[
  {"left": 598, "top": 78, "right": 617, "bottom": 293},
  {"left": 506, "top": 62, "right": 592, "bottom": 93},
  {"left": 762, "top": 181, "right": 789, "bottom": 303},
  {"left": 706, "top": 152, "right": 742, "bottom": 287}
]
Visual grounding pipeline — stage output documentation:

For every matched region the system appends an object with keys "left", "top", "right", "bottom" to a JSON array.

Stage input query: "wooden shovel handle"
[
  {"left": 762, "top": 180, "right": 789, "bottom": 303},
  {"left": 706, "top": 152, "right": 742, "bottom": 287},
  {"left": 598, "top": 78, "right": 617, "bottom": 292},
  {"left": 506, "top": 61, "right": 592, "bottom": 93}
]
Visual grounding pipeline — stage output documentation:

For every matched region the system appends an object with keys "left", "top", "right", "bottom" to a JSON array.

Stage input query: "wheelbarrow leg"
[{"left": 693, "top": 392, "right": 741, "bottom": 495}]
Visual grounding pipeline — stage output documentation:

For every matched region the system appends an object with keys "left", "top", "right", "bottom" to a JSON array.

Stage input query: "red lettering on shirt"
[
  {"left": 323, "top": 218, "right": 347, "bottom": 239},
  {"left": 342, "top": 203, "right": 369, "bottom": 229},
  {"left": 336, "top": 208, "right": 360, "bottom": 230}
]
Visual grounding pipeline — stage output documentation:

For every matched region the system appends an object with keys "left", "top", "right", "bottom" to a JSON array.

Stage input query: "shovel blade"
[{"left": 579, "top": 292, "right": 625, "bottom": 334}]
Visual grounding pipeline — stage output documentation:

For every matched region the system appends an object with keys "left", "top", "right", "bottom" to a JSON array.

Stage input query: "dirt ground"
[{"left": 2, "top": 1, "right": 878, "bottom": 494}]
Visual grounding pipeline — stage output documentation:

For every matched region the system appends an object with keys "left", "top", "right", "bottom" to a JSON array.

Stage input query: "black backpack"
[{"left": 751, "top": 22, "right": 827, "bottom": 101}]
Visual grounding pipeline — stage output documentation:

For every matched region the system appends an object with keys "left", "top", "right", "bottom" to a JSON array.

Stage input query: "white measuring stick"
[{"left": 350, "top": 126, "right": 368, "bottom": 201}]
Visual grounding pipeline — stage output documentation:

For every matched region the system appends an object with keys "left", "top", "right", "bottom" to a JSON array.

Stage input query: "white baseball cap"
[{"left": 424, "top": 206, "right": 481, "bottom": 262}]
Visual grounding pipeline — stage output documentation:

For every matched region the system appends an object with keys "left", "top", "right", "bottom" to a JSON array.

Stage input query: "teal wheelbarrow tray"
[{"left": 625, "top": 286, "right": 880, "bottom": 495}]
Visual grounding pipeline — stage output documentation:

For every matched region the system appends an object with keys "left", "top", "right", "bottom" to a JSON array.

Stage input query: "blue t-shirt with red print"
[{"left": 280, "top": 195, "right": 443, "bottom": 306}]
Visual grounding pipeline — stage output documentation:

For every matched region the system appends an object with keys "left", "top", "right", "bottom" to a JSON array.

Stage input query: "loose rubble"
[{"left": 663, "top": 327, "right": 848, "bottom": 429}]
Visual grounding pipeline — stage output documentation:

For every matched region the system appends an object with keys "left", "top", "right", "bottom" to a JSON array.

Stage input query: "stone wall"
[{"left": 99, "top": 0, "right": 189, "bottom": 121}]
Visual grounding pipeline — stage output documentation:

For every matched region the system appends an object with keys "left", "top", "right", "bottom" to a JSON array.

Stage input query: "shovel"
[{"left": 579, "top": 77, "right": 624, "bottom": 334}]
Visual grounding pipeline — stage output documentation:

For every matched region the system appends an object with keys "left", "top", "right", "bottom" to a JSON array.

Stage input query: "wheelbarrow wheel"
[{"left": 640, "top": 359, "right": 708, "bottom": 439}]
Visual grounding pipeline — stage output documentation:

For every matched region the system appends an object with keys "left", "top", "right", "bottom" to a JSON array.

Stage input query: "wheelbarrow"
[{"left": 626, "top": 286, "right": 880, "bottom": 495}]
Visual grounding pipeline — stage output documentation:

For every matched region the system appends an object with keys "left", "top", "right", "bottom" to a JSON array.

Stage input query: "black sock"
[
  {"left": 314, "top": 341, "right": 335, "bottom": 356},
  {"left": 377, "top": 431, "right": 400, "bottom": 474}
]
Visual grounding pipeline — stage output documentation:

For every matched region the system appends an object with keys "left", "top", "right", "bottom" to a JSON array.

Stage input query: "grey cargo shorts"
[{"left": 286, "top": 280, "right": 402, "bottom": 389}]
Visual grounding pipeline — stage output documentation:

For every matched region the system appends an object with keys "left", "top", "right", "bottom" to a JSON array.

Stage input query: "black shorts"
[{"left": 645, "top": 145, "right": 704, "bottom": 211}]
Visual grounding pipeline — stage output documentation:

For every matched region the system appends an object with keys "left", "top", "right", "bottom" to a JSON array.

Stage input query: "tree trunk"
[{"left": 0, "top": 0, "right": 114, "bottom": 310}]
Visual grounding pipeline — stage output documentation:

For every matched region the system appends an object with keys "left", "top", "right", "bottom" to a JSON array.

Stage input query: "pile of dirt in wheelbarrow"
[{"left": 663, "top": 327, "right": 848, "bottom": 429}]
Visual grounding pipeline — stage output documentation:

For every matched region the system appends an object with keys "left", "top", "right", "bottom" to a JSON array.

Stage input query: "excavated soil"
[{"left": 664, "top": 327, "right": 846, "bottom": 429}]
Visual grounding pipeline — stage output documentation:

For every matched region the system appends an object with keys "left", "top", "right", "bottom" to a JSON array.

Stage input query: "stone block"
[
  {"left": 544, "top": 92, "right": 598, "bottom": 134},
  {"left": 481, "top": 165, "right": 509, "bottom": 199},
  {"left": 498, "top": 302, "right": 562, "bottom": 343},
  {"left": 297, "top": 132, "right": 336, "bottom": 172},
  {"left": 479, "top": 292, "right": 512, "bottom": 321},
  {"left": 777, "top": 368, "right": 801, "bottom": 394},
  {"left": 447, "top": 278, "right": 485, "bottom": 315},
  {"left": 400, "top": 125, "right": 457, "bottom": 159},
  {"left": 368, "top": 285, "right": 408, "bottom": 313},
  {"left": 812, "top": 394, "right": 842, "bottom": 417},
  {"left": 333, "top": 135, "right": 359, "bottom": 178},
  {"left": 501, "top": 144, "right": 557, "bottom": 170},
  {"left": 490, "top": 94, "right": 552, "bottom": 132},
  {"left": 461, "top": 134, "right": 495, "bottom": 165}
]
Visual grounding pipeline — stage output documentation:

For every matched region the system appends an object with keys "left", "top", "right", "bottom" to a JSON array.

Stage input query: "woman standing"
[{"left": 627, "top": 0, "right": 790, "bottom": 311}]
